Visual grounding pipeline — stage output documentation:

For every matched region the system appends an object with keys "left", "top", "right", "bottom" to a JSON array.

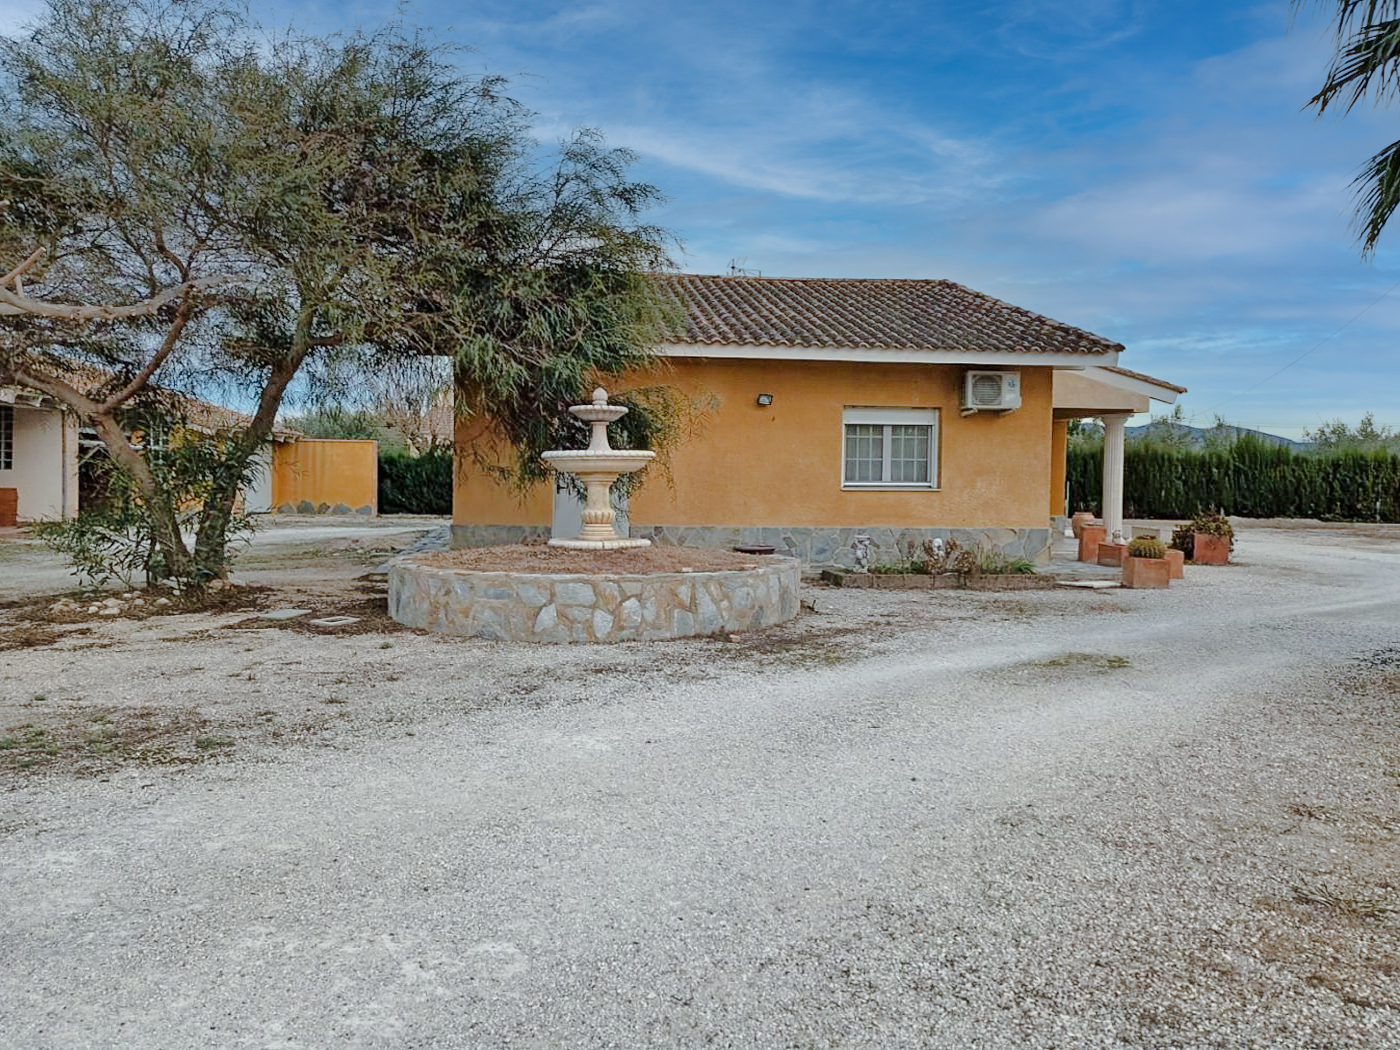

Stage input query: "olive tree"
[{"left": 0, "top": 0, "right": 676, "bottom": 589}]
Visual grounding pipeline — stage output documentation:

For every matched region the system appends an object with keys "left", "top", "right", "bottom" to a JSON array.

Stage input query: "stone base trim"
[
  {"left": 631, "top": 524, "right": 1053, "bottom": 569},
  {"left": 389, "top": 555, "right": 800, "bottom": 643},
  {"left": 275, "top": 502, "right": 375, "bottom": 516},
  {"left": 451, "top": 524, "right": 552, "bottom": 548},
  {"left": 450, "top": 522, "right": 1053, "bottom": 569}
]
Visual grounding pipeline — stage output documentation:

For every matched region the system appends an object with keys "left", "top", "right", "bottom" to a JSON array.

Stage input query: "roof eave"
[
  {"left": 657, "top": 342, "right": 1119, "bottom": 369},
  {"left": 1079, "top": 366, "right": 1183, "bottom": 404}
]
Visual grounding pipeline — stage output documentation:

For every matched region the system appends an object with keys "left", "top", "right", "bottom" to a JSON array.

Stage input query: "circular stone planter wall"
[{"left": 388, "top": 555, "right": 801, "bottom": 643}]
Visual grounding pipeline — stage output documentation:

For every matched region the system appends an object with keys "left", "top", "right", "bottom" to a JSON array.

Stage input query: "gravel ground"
[{"left": 1, "top": 523, "right": 1398, "bottom": 1048}]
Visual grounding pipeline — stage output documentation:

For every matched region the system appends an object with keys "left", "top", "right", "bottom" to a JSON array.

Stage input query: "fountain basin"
[
  {"left": 388, "top": 554, "right": 801, "bottom": 643},
  {"left": 539, "top": 449, "right": 656, "bottom": 474}
]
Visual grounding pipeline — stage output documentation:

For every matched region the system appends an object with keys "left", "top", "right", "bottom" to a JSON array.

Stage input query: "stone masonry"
[
  {"left": 389, "top": 555, "right": 801, "bottom": 643},
  {"left": 450, "top": 523, "right": 1052, "bottom": 569}
]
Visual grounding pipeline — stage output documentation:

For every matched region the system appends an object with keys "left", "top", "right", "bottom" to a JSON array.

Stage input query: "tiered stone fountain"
[
  {"left": 387, "top": 388, "right": 801, "bottom": 643},
  {"left": 541, "top": 388, "right": 653, "bottom": 549}
]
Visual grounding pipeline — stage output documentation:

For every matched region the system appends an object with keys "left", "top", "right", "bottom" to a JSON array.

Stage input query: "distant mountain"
[{"left": 1124, "top": 422, "right": 1307, "bottom": 450}]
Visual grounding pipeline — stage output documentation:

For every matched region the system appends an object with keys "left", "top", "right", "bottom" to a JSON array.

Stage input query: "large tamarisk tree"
[{"left": 0, "top": 0, "right": 676, "bottom": 589}]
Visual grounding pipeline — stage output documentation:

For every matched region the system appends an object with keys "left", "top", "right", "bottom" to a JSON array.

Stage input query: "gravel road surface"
[{"left": 2, "top": 523, "right": 1398, "bottom": 1048}]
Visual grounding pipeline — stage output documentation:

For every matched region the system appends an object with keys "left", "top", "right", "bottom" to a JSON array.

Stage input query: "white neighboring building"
[{"left": 0, "top": 385, "right": 80, "bottom": 523}]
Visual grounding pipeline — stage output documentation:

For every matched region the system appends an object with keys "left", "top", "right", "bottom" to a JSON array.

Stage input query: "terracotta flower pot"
[
  {"left": 1122, "top": 555, "right": 1170, "bottom": 589},
  {"left": 1096, "top": 542, "right": 1128, "bottom": 568},
  {"left": 1191, "top": 533, "right": 1230, "bottom": 565},
  {"left": 1078, "top": 524, "right": 1107, "bottom": 563},
  {"left": 1164, "top": 548, "right": 1185, "bottom": 579},
  {"left": 1071, "top": 511, "right": 1095, "bottom": 539}
]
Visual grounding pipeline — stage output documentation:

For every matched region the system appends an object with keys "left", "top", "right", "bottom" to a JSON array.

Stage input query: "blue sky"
[{"left": 5, "top": 0, "right": 1396, "bottom": 436}]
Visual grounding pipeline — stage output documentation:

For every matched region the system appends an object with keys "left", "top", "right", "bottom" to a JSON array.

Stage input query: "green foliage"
[
  {"left": 1069, "top": 435, "right": 1400, "bottom": 523},
  {"left": 1, "top": 0, "right": 676, "bottom": 588},
  {"left": 872, "top": 537, "right": 1024, "bottom": 575},
  {"left": 977, "top": 551, "right": 1039, "bottom": 575},
  {"left": 1127, "top": 536, "right": 1166, "bottom": 559},
  {"left": 283, "top": 409, "right": 384, "bottom": 443},
  {"left": 1301, "top": 412, "right": 1400, "bottom": 454},
  {"left": 379, "top": 449, "right": 453, "bottom": 515},
  {"left": 1169, "top": 511, "right": 1235, "bottom": 559},
  {"left": 1297, "top": 1, "right": 1400, "bottom": 252},
  {"left": 35, "top": 411, "right": 258, "bottom": 587}
]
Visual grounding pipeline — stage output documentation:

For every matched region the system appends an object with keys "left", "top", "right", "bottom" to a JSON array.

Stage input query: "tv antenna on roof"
[{"left": 727, "top": 258, "right": 760, "bottom": 277}]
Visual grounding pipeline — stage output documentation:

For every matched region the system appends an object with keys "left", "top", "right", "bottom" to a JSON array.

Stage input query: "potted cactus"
[{"left": 1122, "top": 535, "right": 1171, "bottom": 589}]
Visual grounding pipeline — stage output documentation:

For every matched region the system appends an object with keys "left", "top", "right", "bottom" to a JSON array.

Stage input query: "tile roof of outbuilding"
[{"left": 655, "top": 274, "right": 1123, "bottom": 356}]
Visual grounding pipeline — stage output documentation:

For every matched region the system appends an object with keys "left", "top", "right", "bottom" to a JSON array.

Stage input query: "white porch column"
[{"left": 1101, "top": 413, "right": 1129, "bottom": 543}]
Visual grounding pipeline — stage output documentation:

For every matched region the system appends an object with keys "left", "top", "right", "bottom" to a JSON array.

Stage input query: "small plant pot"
[
  {"left": 1164, "top": 548, "right": 1185, "bottom": 579},
  {"left": 1096, "top": 542, "right": 1128, "bottom": 568},
  {"left": 1078, "top": 524, "right": 1107, "bottom": 563},
  {"left": 1070, "top": 511, "right": 1096, "bottom": 539},
  {"left": 1191, "top": 533, "right": 1230, "bottom": 565},
  {"left": 1122, "top": 555, "right": 1170, "bottom": 589}
]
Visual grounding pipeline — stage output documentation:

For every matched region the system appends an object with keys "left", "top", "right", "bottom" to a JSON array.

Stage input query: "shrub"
[
  {"left": 1169, "top": 510, "right": 1234, "bottom": 559},
  {"left": 378, "top": 449, "right": 453, "bottom": 515}
]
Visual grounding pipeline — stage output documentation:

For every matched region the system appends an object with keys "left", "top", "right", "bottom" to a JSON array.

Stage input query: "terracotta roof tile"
[
  {"left": 655, "top": 274, "right": 1122, "bottom": 356},
  {"left": 20, "top": 359, "right": 300, "bottom": 439}
]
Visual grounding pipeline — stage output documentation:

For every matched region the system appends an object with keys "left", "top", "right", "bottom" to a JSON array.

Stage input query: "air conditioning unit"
[{"left": 961, "top": 370, "right": 1021, "bottom": 415}]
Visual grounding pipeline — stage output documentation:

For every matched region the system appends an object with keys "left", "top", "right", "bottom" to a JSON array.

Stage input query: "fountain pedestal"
[{"left": 541, "top": 388, "right": 654, "bottom": 550}]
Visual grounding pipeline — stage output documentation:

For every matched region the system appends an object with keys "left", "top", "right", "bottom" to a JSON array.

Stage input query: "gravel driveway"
[{"left": 2, "top": 523, "right": 1398, "bottom": 1048}]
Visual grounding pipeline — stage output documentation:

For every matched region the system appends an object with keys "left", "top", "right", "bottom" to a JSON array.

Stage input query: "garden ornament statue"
[
  {"left": 541, "top": 388, "right": 655, "bottom": 550},
  {"left": 851, "top": 534, "right": 875, "bottom": 572}
]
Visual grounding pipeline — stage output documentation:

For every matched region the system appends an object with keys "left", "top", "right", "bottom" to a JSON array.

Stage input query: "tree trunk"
[{"left": 191, "top": 348, "right": 309, "bottom": 579}]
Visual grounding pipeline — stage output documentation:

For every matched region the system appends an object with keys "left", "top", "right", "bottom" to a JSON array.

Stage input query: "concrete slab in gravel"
[
  {"left": 258, "top": 608, "right": 312, "bottom": 621},
  {"left": 3, "top": 523, "right": 1400, "bottom": 1049}
]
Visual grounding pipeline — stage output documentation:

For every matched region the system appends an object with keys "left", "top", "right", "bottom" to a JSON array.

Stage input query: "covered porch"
[{"left": 1050, "top": 366, "right": 1187, "bottom": 541}]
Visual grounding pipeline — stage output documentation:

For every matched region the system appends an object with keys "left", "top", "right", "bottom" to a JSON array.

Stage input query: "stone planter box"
[
  {"left": 1078, "top": 524, "right": 1107, "bottom": 563},
  {"left": 389, "top": 555, "right": 801, "bottom": 643},
  {"left": 1096, "top": 542, "right": 1128, "bottom": 568},
  {"left": 820, "top": 570, "right": 1059, "bottom": 591},
  {"left": 1122, "top": 555, "right": 1170, "bottom": 589},
  {"left": 1164, "top": 548, "right": 1185, "bottom": 579},
  {"left": 1191, "top": 533, "right": 1231, "bottom": 565}
]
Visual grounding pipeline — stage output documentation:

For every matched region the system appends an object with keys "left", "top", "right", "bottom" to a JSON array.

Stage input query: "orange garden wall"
[
  {"left": 452, "top": 359, "right": 1057, "bottom": 562},
  {"left": 272, "top": 439, "right": 378, "bottom": 515}
]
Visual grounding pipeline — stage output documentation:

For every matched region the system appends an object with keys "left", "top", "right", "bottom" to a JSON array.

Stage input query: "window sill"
[{"left": 842, "top": 484, "right": 940, "bottom": 491}]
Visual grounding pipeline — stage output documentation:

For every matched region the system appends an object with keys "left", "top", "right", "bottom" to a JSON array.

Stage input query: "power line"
[{"left": 1207, "top": 277, "right": 1400, "bottom": 413}]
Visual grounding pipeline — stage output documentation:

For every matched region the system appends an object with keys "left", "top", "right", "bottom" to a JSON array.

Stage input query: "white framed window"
[
  {"left": 0, "top": 406, "right": 12, "bottom": 470},
  {"left": 842, "top": 408, "right": 938, "bottom": 489}
]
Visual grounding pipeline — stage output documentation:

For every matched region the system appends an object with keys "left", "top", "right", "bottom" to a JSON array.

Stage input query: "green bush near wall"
[
  {"left": 1067, "top": 437, "right": 1400, "bottom": 521},
  {"left": 379, "top": 449, "right": 453, "bottom": 515}
]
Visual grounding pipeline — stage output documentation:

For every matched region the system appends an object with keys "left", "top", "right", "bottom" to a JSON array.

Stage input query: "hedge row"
[
  {"left": 378, "top": 449, "right": 452, "bottom": 515},
  {"left": 1067, "top": 437, "right": 1400, "bottom": 521}
]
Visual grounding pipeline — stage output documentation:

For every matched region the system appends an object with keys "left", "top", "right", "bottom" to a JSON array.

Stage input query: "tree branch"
[
  {"left": 0, "top": 274, "right": 229, "bottom": 320},
  {"left": 101, "top": 296, "right": 197, "bottom": 410}
]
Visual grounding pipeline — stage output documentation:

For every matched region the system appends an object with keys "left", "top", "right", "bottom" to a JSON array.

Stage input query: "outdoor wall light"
[{"left": 756, "top": 393, "right": 774, "bottom": 407}]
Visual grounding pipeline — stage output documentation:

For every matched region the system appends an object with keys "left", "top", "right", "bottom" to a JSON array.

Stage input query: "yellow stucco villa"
[{"left": 452, "top": 274, "right": 1184, "bottom": 567}]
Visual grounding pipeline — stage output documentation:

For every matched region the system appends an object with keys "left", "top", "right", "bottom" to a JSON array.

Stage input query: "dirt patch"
[
  {"left": 413, "top": 544, "right": 774, "bottom": 574},
  {"left": 1, "top": 704, "right": 242, "bottom": 777},
  {"left": 224, "top": 584, "right": 425, "bottom": 637}
]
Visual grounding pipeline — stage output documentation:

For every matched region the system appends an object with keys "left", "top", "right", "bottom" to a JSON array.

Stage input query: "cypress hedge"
[
  {"left": 378, "top": 449, "right": 453, "bottom": 515},
  {"left": 1067, "top": 437, "right": 1400, "bottom": 521}
]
